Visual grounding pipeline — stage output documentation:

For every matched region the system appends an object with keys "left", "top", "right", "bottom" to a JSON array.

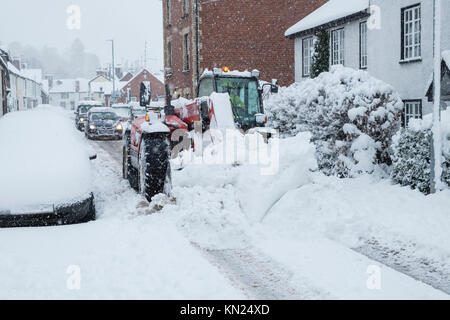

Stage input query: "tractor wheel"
[
  {"left": 123, "top": 133, "right": 139, "bottom": 191},
  {"left": 138, "top": 134, "right": 171, "bottom": 202}
]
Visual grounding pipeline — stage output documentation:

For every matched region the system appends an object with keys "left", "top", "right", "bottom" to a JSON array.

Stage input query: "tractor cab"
[{"left": 197, "top": 67, "right": 278, "bottom": 131}]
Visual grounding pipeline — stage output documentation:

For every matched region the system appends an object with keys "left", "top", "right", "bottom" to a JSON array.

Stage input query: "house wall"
[
  {"left": 164, "top": 0, "right": 327, "bottom": 98},
  {"left": 293, "top": 0, "right": 450, "bottom": 116},
  {"left": 117, "top": 70, "right": 165, "bottom": 104},
  {"left": 49, "top": 92, "right": 89, "bottom": 110}
]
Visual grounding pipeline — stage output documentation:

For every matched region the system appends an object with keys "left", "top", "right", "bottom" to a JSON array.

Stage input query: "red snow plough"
[{"left": 123, "top": 67, "right": 279, "bottom": 202}]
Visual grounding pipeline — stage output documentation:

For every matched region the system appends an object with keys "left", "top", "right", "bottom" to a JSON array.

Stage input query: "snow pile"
[
  {"left": 266, "top": 66, "right": 404, "bottom": 177},
  {"left": 210, "top": 92, "right": 236, "bottom": 130},
  {"left": 167, "top": 132, "right": 317, "bottom": 250},
  {"left": 391, "top": 110, "right": 450, "bottom": 193},
  {"left": 285, "top": 0, "right": 369, "bottom": 37},
  {"left": 0, "top": 106, "right": 92, "bottom": 211}
]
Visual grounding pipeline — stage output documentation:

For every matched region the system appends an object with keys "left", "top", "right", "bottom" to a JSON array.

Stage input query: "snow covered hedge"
[
  {"left": 266, "top": 66, "right": 404, "bottom": 177},
  {"left": 391, "top": 111, "right": 450, "bottom": 194}
]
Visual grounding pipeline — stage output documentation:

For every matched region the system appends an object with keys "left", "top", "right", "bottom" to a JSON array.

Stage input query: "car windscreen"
[
  {"left": 89, "top": 112, "right": 118, "bottom": 121},
  {"left": 78, "top": 105, "right": 93, "bottom": 114}
]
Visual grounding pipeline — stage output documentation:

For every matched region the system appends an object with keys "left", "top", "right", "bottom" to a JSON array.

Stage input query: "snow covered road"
[
  {"left": 0, "top": 139, "right": 243, "bottom": 300},
  {"left": 1, "top": 135, "right": 448, "bottom": 300}
]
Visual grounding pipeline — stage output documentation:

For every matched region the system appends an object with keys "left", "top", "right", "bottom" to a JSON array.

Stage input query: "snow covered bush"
[
  {"left": 391, "top": 111, "right": 450, "bottom": 194},
  {"left": 266, "top": 66, "right": 404, "bottom": 177}
]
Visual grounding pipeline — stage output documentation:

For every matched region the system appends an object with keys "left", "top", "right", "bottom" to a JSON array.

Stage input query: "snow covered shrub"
[
  {"left": 266, "top": 66, "right": 404, "bottom": 177},
  {"left": 391, "top": 113, "right": 450, "bottom": 194}
]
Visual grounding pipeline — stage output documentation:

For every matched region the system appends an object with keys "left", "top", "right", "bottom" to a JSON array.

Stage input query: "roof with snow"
[
  {"left": 285, "top": 0, "right": 370, "bottom": 37},
  {"left": 21, "top": 69, "right": 43, "bottom": 84}
]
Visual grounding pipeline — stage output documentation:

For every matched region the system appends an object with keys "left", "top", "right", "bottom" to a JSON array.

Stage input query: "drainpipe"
[{"left": 194, "top": 0, "right": 200, "bottom": 91}]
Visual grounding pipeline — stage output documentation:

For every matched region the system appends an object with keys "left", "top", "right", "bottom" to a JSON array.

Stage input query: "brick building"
[
  {"left": 163, "top": 0, "right": 326, "bottom": 99},
  {"left": 117, "top": 69, "right": 165, "bottom": 103}
]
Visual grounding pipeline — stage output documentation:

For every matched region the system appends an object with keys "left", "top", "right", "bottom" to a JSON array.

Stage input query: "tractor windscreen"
[{"left": 215, "top": 77, "right": 263, "bottom": 129}]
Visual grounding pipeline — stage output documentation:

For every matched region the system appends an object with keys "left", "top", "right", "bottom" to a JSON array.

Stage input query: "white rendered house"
[{"left": 286, "top": 0, "right": 450, "bottom": 126}]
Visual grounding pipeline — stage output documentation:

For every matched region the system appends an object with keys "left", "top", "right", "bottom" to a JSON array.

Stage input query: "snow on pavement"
[{"left": 0, "top": 142, "right": 243, "bottom": 300}]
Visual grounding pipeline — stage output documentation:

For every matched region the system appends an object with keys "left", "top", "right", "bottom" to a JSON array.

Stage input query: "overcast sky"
[{"left": 0, "top": 0, "right": 163, "bottom": 71}]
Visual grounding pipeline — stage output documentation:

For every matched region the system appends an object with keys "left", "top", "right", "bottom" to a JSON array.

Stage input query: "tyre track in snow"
[
  {"left": 93, "top": 140, "right": 326, "bottom": 299},
  {"left": 354, "top": 238, "right": 450, "bottom": 295},
  {"left": 197, "top": 247, "right": 326, "bottom": 299}
]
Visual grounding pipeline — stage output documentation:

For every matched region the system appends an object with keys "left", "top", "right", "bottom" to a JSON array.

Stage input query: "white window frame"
[
  {"left": 166, "top": 0, "right": 171, "bottom": 26},
  {"left": 302, "top": 37, "right": 314, "bottom": 77},
  {"left": 402, "top": 4, "right": 421, "bottom": 61},
  {"left": 330, "top": 28, "right": 345, "bottom": 66},
  {"left": 183, "top": 0, "right": 189, "bottom": 17},
  {"left": 360, "top": 21, "right": 368, "bottom": 69},
  {"left": 403, "top": 100, "right": 422, "bottom": 127}
]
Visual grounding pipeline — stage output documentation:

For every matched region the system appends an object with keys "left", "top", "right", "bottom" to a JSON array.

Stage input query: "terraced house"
[{"left": 287, "top": 0, "right": 450, "bottom": 126}]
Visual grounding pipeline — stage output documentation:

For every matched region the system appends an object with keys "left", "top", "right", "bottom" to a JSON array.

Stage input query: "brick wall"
[
  {"left": 118, "top": 69, "right": 165, "bottom": 103},
  {"left": 163, "top": 0, "right": 326, "bottom": 98}
]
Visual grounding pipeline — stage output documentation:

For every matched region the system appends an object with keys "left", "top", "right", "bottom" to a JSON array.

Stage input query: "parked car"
[
  {"left": 0, "top": 106, "right": 96, "bottom": 228},
  {"left": 85, "top": 107, "right": 123, "bottom": 140},
  {"left": 75, "top": 101, "right": 103, "bottom": 131}
]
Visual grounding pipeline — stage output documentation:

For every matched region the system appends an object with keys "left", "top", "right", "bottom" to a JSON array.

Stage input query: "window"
[
  {"left": 183, "top": 0, "right": 189, "bottom": 17},
  {"left": 167, "top": 41, "right": 172, "bottom": 68},
  {"left": 401, "top": 4, "right": 421, "bottom": 61},
  {"left": 166, "top": 0, "right": 171, "bottom": 26},
  {"left": 403, "top": 100, "right": 422, "bottom": 127},
  {"left": 360, "top": 22, "right": 368, "bottom": 69},
  {"left": 302, "top": 37, "right": 314, "bottom": 77},
  {"left": 330, "top": 28, "right": 345, "bottom": 66},
  {"left": 183, "top": 33, "right": 190, "bottom": 72},
  {"left": 198, "top": 77, "right": 214, "bottom": 97}
]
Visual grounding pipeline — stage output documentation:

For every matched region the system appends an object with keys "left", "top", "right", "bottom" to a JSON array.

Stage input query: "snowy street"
[
  {"left": 2, "top": 132, "right": 449, "bottom": 299},
  {"left": 2, "top": 0, "right": 450, "bottom": 304}
]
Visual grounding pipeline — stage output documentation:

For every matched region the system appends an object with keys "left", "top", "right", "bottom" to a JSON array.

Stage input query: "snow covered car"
[
  {"left": 0, "top": 106, "right": 96, "bottom": 228},
  {"left": 85, "top": 107, "right": 124, "bottom": 140},
  {"left": 75, "top": 101, "right": 103, "bottom": 131}
]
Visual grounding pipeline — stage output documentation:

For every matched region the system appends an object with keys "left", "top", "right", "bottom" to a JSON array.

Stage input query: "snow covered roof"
[
  {"left": 285, "top": 0, "right": 370, "bottom": 37},
  {"left": 7, "top": 62, "right": 22, "bottom": 77},
  {"left": 21, "top": 69, "right": 43, "bottom": 84},
  {"left": 50, "top": 78, "right": 89, "bottom": 93}
]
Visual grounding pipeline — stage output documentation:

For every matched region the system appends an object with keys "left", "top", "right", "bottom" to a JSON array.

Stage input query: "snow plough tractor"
[{"left": 123, "top": 68, "right": 279, "bottom": 202}]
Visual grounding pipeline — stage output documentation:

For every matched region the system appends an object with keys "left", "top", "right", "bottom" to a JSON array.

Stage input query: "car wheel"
[
  {"left": 80, "top": 195, "right": 96, "bottom": 223},
  {"left": 138, "top": 134, "right": 171, "bottom": 202}
]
